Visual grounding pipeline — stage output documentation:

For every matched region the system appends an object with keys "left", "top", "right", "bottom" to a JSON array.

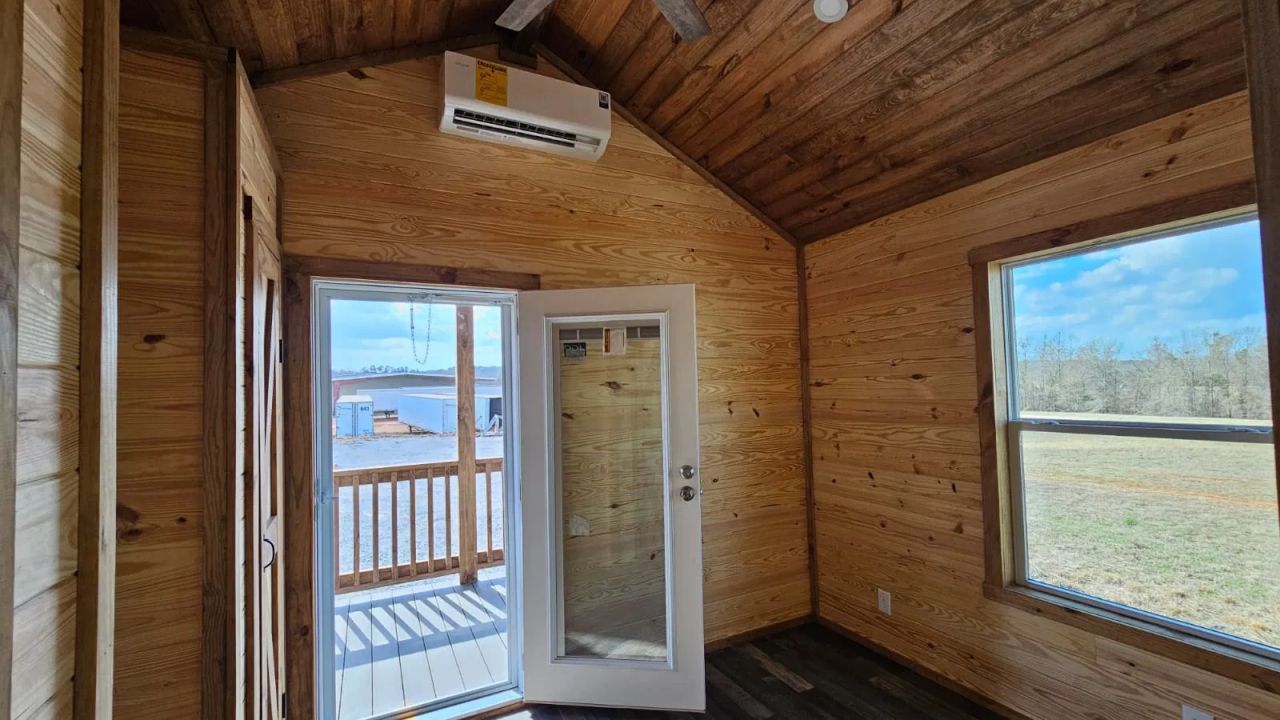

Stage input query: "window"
[{"left": 984, "top": 210, "right": 1280, "bottom": 667}]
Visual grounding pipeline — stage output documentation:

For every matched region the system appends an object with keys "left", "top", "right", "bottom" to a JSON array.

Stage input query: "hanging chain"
[{"left": 409, "top": 296, "right": 433, "bottom": 365}]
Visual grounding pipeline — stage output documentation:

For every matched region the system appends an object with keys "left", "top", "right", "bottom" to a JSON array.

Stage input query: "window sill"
[{"left": 984, "top": 582, "right": 1280, "bottom": 695}]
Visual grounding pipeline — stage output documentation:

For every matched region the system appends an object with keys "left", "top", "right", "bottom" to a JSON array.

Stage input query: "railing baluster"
[
  {"left": 409, "top": 469, "right": 418, "bottom": 577},
  {"left": 352, "top": 475, "right": 361, "bottom": 588},
  {"left": 332, "top": 458, "right": 502, "bottom": 593},
  {"left": 485, "top": 464, "right": 493, "bottom": 560},
  {"left": 445, "top": 465, "right": 453, "bottom": 568},
  {"left": 391, "top": 469, "right": 400, "bottom": 579},
  {"left": 372, "top": 472, "right": 381, "bottom": 583},
  {"left": 427, "top": 468, "right": 436, "bottom": 573}
]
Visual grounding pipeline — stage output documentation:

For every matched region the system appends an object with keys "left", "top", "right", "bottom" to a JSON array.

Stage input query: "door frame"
[
  {"left": 312, "top": 279, "right": 521, "bottom": 720},
  {"left": 281, "top": 256, "right": 538, "bottom": 719}
]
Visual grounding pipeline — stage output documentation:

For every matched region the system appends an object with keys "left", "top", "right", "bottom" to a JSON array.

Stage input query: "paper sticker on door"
[
  {"left": 562, "top": 341, "right": 587, "bottom": 363},
  {"left": 603, "top": 327, "right": 627, "bottom": 356},
  {"left": 475, "top": 60, "right": 509, "bottom": 107}
]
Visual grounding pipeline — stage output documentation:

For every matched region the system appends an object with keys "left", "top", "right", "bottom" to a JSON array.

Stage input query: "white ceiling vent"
[{"left": 439, "top": 51, "right": 612, "bottom": 162}]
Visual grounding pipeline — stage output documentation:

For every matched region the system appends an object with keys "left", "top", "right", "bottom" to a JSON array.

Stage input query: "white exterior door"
[{"left": 518, "top": 284, "right": 704, "bottom": 711}]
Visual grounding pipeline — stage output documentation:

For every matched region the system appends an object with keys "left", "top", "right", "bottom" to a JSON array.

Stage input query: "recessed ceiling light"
[{"left": 813, "top": 0, "right": 849, "bottom": 23}]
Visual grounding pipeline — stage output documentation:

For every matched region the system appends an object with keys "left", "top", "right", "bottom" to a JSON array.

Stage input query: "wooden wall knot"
[{"left": 116, "top": 504, "right": 145, "bottom": 541}]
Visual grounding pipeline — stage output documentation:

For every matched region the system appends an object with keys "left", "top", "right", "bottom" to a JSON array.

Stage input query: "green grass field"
[{"left": 1021, "top": 433, "right": 1280, "bottom": 650}]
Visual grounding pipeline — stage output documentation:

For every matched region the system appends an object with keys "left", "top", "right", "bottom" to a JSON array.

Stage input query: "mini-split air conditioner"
[{"left": 439, "top": 51, "right": 612, "bottom": 162}]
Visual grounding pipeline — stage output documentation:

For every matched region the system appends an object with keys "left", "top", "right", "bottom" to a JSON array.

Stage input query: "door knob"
[
  {"left": 680, "top": 464, "right": 696, "bottom": 479},
  {"left": 679, "top": 485, "right": 698, "bottom": 502}
]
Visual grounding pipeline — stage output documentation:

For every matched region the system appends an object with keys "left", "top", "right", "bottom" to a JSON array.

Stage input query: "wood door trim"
[
  {"left": 202, "top": 47, "right": 241, "bottom": 720},
  {"left": 281, "top": 265, "right": 313, "bottom": 720},
  {"left": 285, "top": 255, "right": 541, "bottom": 291},
  {"left": 0, "top": 0, "right": 21, "bottom": 709},
  {"left": 76, "top": 0, "right": 120, "bottom": 715},
  {"left": 283, "top": 257, "right": 540, "bottom": 720},
  {"left": 244, "top": 198, "right": 257, "bottom": 718}
]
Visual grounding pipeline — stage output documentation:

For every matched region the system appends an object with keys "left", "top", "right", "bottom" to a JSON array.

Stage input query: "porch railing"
[{"left": 333, "top": 457, "right": 504, "bottom": 593}]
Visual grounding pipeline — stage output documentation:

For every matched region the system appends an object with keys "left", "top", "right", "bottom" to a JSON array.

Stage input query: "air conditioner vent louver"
[
  {"left": 440, "top": 51, "right": 611, "bottom": 162},
  {"left": 453, "top": 108, "right": 579, "bottom": 143}
]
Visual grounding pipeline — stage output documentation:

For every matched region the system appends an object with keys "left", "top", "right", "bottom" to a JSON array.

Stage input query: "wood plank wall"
[
  {"left": 806, "top": 90, "right": 1280, "bottom": 719},
  {"left": 254, "top": 49, "right": 811, "bottom": 643},
  {"left": 115, "top": 43, "right": 280, "bottom": 718},
  {"left": 559, "top": 334, "right": 666, "bottom": 654},
  {"left": 13, "top": 0, "right": 83, "bottom": 716},
  {"left": 116, "top": 47, "right": 207, "bottom": 718}
]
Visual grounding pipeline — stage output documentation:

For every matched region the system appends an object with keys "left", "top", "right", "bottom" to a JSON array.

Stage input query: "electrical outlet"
[
  {"left": 876, "top": 588, "right": 892, "bottom": 615},
  {"left": 1181, "top": 704, "right": 1213, "bottom": 720}
]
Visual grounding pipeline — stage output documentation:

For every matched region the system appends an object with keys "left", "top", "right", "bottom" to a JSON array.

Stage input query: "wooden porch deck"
[{"left": 335, "top": 566, "right": 510, "bottom": 720}]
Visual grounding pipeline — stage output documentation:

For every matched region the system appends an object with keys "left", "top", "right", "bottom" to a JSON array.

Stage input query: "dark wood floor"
[{"left": 501, "top": 623, "right": 1002, "bottom": 720}]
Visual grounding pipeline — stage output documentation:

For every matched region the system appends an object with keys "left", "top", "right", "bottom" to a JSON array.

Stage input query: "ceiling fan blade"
[
  {"left": 652, "top": 0, "right": 710, "bottom": 41},
  {"left": 495, "top": 0, "right": 555, "bottom": 32}
]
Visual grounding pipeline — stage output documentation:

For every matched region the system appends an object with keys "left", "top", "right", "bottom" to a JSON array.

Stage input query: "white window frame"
[{"left": 995, "top": 211, "right": 1280, "bottom": 666}]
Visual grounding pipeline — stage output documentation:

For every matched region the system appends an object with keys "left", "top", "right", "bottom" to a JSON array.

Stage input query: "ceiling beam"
[
  {"left": 498, "top": 3, "right": 553, "bottom": 70},
  {"left": 652, "top": 0, "right": 711, "bottom": 42},
  {"left": 249, "top": 32, "right": 501, "bottom": 88},
  {"left": 495, "top": 0, "right": 555, "bottom": 32},
  {"left": 535, "top": 43, "right": 798, "bottom": 246}
]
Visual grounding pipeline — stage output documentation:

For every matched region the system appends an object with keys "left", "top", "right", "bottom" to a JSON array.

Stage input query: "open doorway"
[{"left": 312, "top": 281, "right": 519, "bottom": 720}]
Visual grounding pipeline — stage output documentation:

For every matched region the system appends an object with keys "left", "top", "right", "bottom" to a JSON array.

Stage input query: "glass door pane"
[{"left": 554, "top": 320, "right": 669, "bottom": 662}]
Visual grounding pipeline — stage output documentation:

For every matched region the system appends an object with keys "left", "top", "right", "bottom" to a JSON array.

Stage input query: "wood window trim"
[
  {"left": 282, "top": 255, "right": 539, "bottom": 720},
  {"left": 969, "top": 180, "right": 1280, "bottom": 695}
]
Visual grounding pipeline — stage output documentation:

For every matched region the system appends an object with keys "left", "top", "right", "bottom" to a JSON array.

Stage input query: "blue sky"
[
  {"left": 330, "top": 300, "right": 504, "bottom": 372},
  {"left": 1010, "top": 217, "right": 1266, "bottom": 358}
]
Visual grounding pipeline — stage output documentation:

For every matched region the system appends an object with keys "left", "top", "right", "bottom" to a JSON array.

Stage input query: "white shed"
[
  {"left": 398, "top": 393, "right": 457, "bottom": 433},
  {"left": 335, "top": 394, "right": 374, "bottom": 437}
]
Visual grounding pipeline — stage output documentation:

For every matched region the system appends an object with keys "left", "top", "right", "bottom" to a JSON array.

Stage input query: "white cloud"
[
  {"left": 1074, "top": 259, "right": 1127, "bottom": 288},
  {"left": 1107, "top": 234, "right": 1190, "bottom": 273}
]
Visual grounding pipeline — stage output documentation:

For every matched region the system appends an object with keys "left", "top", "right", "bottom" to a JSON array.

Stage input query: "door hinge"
[
  {"left": 282, "top": 692, "right": 287, "bottom": 719},
  {"left": 279, "top": 337, "right": 285, "bottom": 363}
]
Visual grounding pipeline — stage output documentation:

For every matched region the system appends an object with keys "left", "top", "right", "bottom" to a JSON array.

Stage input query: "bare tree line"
[{"left": 1016, "top": 330, "right": 1271, "bottom": 420}]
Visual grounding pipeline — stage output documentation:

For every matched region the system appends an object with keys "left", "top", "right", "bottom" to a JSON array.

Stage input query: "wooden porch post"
[{"left": 456, "top": 306, "right": 478, "bottom": 584}]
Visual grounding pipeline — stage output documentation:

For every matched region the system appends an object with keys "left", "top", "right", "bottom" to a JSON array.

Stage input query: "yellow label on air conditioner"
[{"left": 475, "top": 60, "right": 508, "bottom": 107}]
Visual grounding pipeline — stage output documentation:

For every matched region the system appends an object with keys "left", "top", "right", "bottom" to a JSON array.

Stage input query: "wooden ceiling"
[{"left": 122, "top": 0, "right": 1248, "bottom": 243}]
